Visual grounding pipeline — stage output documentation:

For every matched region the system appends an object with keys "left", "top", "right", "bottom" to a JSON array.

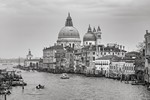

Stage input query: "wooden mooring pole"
[{"left": 4, "top": 94, "right": 7, "bottom": 100}]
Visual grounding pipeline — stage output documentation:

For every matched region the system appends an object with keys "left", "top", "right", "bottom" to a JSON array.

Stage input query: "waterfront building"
[
  {"left": 103, "top": 43, "right": 126, "bottom": 58},
  {"left": 82, "top": 45, "right": 96, "bottom": 66},
  {"left": 124, "top": 51, "right": 144, "bottom": 72},
  {"left": 71, "top": 24, "right": 126, "bottom": 74},
  {"left": 83, "top": 25, "right": 126, "bottom": 59},
  {"left": 95, "top": 57, "right": 110, "bottom": 76},
  {"left": 95, "top": 55, "right": 120, "bottom": 76},
  {"left": 82, "top": 45, "right": 96, "bottom": 75},
  {"left": 144, "top": 30, "right": 150, "bottom": 83},
  {"left": 74, "top": 49, "right": 84, "bottom": 73},
  {"left": 109, "top": 61, "right": 135, "bottom": 78},
  {"left": 42, "top": 13, "right": 128, "bottom": 75},
  {"left": 124, "top": 51, "right": 139, "bottom": 62},
  {"left": 43, "top": 13, "right": 82, "bottom": 73},
  {"left": 24, "top": 50, "right": 41, "bottom": 69},
  {"left": 54, "top": 48, "right": 66, "bottom": 73},
  {"left": 64, "top": 46, "right": 75, "bottom": 73},
  {"left": 95, "top": 55, "right": 135, "bottom": 78},
  {"left": 57, "top": 13, "right": 81, "bottom": 49},
  {"left": 123, "top": 62, "right": 135, "bottom": 75},
  {"left": 43, "top": 45, "right": 64, "bottom": 72},
  {"left": 109, "top": 61, "right": 125, "bottom": 78}
]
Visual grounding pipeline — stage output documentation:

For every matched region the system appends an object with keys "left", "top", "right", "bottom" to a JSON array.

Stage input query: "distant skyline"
[{"left": 0, "top": 0, "right": 150, "bottom": 58}]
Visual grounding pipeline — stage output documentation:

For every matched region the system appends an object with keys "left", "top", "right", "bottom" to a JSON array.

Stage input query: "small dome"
[
  {"left": 58, "top": 26, "right": 80, "bottom": 39},
  {"left": 83, "top": 32, "right": 96, "bottom": 41}
]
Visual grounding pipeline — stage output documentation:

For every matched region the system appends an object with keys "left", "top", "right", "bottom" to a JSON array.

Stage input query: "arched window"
[
  {"left": 30, "top": 62, "right": 32, "bottom": 67},
  {"left": 73, "top": 43, "right": 75, "bottom": 48},
  {"left": 36, "top": 63, "right": 38, "bottom": 67}
]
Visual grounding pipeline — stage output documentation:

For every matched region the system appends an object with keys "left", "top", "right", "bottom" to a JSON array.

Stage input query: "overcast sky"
[{"left": 0, "top": 0, "right": 150, "bottom": 58}]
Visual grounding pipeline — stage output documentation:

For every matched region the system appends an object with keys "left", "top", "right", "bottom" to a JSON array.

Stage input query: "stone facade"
[
  {"left": 43, "top": 45, "right": 64, "bottom": 71},
  {"left": 145, "top": 30, "right": 150, "bottom": 82}
]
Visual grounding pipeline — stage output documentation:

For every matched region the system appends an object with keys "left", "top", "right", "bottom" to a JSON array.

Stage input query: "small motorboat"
[
  {"left": 36, "top": 84, "right": 44, "bottom": 89},
  {"left": 60, "top": 73, "right": 69, "bottom": 79},
  {"left": 11, "top": 81, "right": 27, "bottom": 86}
]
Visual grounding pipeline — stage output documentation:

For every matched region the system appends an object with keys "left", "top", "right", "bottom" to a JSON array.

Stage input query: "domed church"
[
  {"left": 83, "top": 25, "right": 102, "bottom": 46},
  {"left": 57, "top": 13, "right": 81, "bottom": 49}
]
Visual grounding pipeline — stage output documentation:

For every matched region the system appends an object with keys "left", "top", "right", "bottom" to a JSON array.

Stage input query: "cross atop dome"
[
  {"left": 65, "top": 13, "right": 73, "bottom": 26},
  {"left": 88, "top": 24, "right": 92, "bottom": 32}
]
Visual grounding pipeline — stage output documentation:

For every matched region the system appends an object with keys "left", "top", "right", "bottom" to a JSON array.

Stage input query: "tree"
[
  {"left": 135, "top": 41, "right": 145, "bottom": 82},
  {"left": 136, "top": 41, "right": 145, "bottom": 54}
]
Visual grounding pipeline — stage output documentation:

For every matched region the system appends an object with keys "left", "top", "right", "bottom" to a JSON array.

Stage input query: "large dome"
[
  {"left": 83, "top": 32, "right": 96, "bottom": 41},
  {"left": 58, "top": 26, "right": 80, "bottom": 39}
]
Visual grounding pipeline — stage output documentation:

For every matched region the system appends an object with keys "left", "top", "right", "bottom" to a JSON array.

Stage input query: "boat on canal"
[
  {"left": 11, "top": 81, "right": 27, "bottom": 86},
  {"left": 36, "top": 84, "right": 44, "bottom": 89},
  {"left": 60, "top": 73, "right": 69, "bottom": 79},
  {"left": 131, "top": 81, "right": 145, "bottom": 85}
]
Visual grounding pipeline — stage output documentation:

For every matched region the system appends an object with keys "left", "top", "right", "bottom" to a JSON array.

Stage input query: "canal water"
[{"left": 1, "top": 66, "right": 150, "bottom": 100}]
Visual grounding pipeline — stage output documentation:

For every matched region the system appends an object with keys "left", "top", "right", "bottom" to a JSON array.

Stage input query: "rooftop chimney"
[{"left": 146, "top": 30, "right": 149, "bottom": 34}]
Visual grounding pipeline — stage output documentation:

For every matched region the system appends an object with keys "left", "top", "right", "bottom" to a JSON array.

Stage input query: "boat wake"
[{"left": 25, "top": 92, "right": 44, "bottom": 95}]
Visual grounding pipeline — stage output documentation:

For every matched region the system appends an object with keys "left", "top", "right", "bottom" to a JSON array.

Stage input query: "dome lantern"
[
  {"left": 65, "top": 13, "right": 73, "bottom": 26},
  {"left": 88, "top": 24, "right": 92, "bottom": 32}
]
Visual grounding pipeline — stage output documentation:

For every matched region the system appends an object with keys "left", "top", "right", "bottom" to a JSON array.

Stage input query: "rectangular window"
[
  {"left": 148, "top": 43, "right": 150, "bottom": 52},
  {"left": 93, "top": 52, "right": 95, "bottom": 55},
  {"left": 93, "top": 57, "right": 95, "bottom": 61}
]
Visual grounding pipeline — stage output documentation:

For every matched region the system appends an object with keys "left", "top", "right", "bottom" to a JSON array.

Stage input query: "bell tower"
[
  {"left": 96, "top": 26, "right": 102, "bottom": 45},
  {"left": 26, "top": 49, "right": 33, "bottom": 60}
]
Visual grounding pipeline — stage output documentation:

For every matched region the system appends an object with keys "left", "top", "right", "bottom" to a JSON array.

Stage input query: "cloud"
[
  {"left": 0, "top": 0, "right": 149, "bottom": 58},
  {"left": 0, "top": 0, "right": 150, "bottom": 17}
]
